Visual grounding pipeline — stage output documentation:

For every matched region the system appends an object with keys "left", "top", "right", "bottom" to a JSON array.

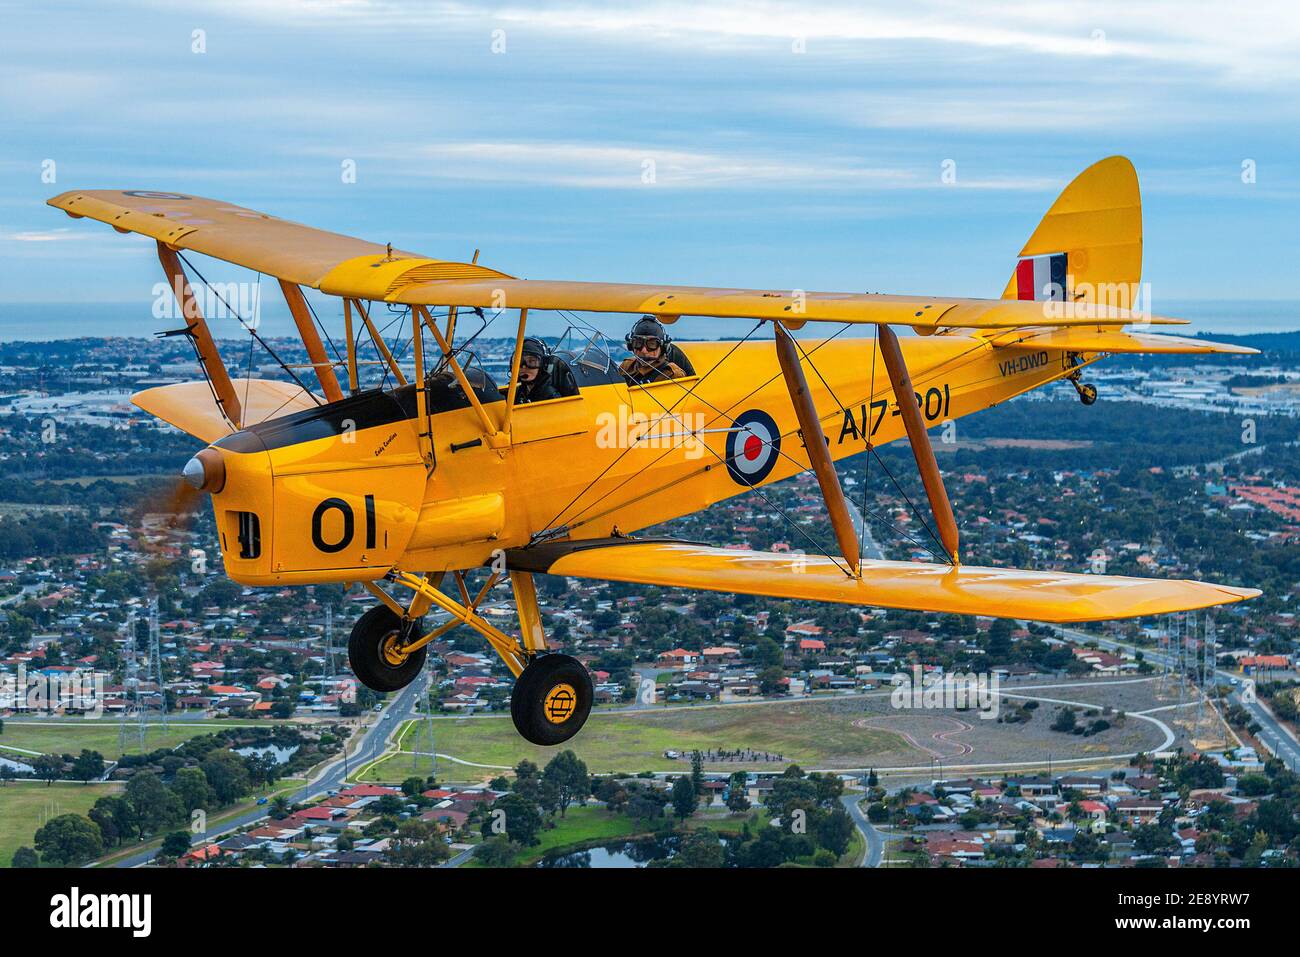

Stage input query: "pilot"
[
  {"left": 618, "top": 315, "right": 689, "bottom": 385},
  {"left": 514, "top": 337, "right": 561, "bottom": 403}
]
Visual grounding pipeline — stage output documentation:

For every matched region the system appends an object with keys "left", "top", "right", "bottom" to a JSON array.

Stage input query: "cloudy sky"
[{"left": 2, "top": 0, "right": 1297, "bottom": 329}]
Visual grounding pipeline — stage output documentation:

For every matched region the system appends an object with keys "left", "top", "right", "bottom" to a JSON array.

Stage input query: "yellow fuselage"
[{"left": 208, "top": 333, "right": 1089, "bottom": 585}]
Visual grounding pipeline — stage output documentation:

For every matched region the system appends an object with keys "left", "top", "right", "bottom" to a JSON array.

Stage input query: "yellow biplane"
[{"left": 49, "top": 156, "right": 1259, "bottom": 745}]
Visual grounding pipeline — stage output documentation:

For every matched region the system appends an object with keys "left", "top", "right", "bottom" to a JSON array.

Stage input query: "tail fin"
[{"left": 1002, "top": 156, "right": 1142, "bottom": 305}]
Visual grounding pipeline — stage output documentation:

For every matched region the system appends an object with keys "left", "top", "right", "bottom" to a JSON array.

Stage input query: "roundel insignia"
[
  {"left": 725, "top": 409, "right": 781, "bottom": 487},
  {"left": 122, "top": 190, "right": 191, "bottom": 200}
]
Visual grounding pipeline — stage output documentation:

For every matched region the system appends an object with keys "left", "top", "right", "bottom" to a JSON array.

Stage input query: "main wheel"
[
  {"left": 510, "top": 654, "right": 594, "bottom": 746},
  {"left": 348, "top": 605, "right": 426, "bottom": 692},
  {"left": 1078, "top": 382, "right": 1098, "bottom": 406}
]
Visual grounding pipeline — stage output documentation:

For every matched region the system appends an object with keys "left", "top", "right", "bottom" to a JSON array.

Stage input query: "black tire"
[
  {"left": 510, "top": 654, "right": 594, "bottom": 746},
  {"left": 1078, "top": 383, "right": 1098, "bottom": 406},
  {"left": 348, "top": 605, "right": 426, "bottom": 692}
]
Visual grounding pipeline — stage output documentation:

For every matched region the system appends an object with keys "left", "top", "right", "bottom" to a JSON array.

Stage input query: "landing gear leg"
[
  {"left": 1066, "top": 353, "right": 1097, "bottom": 405},
  {"left": 1071, "top": 379, "right": 1098, "bottom": 405},
  {"left": 380, "top": 569, "right": 595, "bottom": 745},
  {"left": 508, "top": 571, "right": 593, "bottom": 745}
]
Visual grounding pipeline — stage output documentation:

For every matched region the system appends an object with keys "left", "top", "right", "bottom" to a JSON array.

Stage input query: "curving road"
[
  {"left": 840, "top": 792, "right": 890, "bottom": 867},
  {"left": 97, "top": 671, "right": 430, "bottom": 868},
  {"left": 1047, "top": 624, "right": 1300, "bottom": 771}
]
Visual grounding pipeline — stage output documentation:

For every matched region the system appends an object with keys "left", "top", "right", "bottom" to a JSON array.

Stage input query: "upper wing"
[
  {"left": 46, "top": 189, "right": 510, "bottom": 290},
  {"left": 507, "top": 539, "right": 1258, "bottom": 623},
  {"left": 389, "top": 279, "right": 1186, "bottom": 330},
  {"left": 49, "top": 188, "right": 1178, "bottom": 330}
]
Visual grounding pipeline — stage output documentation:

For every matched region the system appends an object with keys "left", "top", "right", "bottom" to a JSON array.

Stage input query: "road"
[
  {"left": 99, "top": 671, "right": 430, "bottom": 868},
  {"left": 840, "top": 791, "right": 891, "bottom": 867},
  {"left": 1047, "top": 624, "right": 1300, "bottom": 771},
  {"left": 847, "top": 494, "right": 886, "bottom": 560}
]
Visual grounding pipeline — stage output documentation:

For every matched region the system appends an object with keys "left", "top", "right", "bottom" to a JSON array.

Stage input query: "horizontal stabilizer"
[
  {"left": 133, "top": 379, "right": 318, "bottom": 442},
  {"left": 995, "top": 328, "right": 1259, "bottom": 355},
  {"left": 508, "top": 540, "right": 1259, "bottom": 623}
]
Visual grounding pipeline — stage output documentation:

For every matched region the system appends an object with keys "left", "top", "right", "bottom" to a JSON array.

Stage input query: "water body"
[
  {"left": 537, "top": 836, "right": 681, "bottom": 868},
  {"left": 233, "top": 744, "right": 298, "bottom": 765},
  {"left": 0, "top": 755, "right": 35, "bottom": 774},
  {"left": 536, "top": 833, "right": 739, "bottom": 868}
]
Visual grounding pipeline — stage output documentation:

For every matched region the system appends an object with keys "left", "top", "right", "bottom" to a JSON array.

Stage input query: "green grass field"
[
  {"left": 0, "top": 781, "right": 123, "bottom": 866},
  {"left": 0, "top": 720, "right": 260, "bottom": 760},
  {"left": 358, "top": 701, "right": 904, "bottom": 782}
]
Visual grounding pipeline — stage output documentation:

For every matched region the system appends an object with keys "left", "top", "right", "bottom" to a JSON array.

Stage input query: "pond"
[
  {"left": 537, "top": 834, "right": 733, "bottom": 868},
  {"left": 0, "top": 755, "right": 34, "bottom": 774},
  {"left": 233, "top": 744, "right": 299, "bottom": 765},
  {"left": 537, "top": 836, "right": 680, "bottom": 868}
]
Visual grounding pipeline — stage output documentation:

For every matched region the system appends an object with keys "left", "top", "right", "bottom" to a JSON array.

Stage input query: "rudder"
[{"left": 1001, "top": 156, "right": 1142, "bottom": 306}]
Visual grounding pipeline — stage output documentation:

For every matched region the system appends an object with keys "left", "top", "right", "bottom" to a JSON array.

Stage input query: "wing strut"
[
  {"left": 876, "top": 324, "right": 960, "bottom": 563},
  {"left": 774, "top": 322, "right": 861, "bottom": 576},
  {"left": 156, "top": 242, "right": 243, "bottom": 428},
  {"left": 280, "top": 280, "right": 344, "bottom": 402}
]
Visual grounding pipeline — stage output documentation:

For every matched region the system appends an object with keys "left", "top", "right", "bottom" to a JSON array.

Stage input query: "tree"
[
  {"left": 201, "top": 750, "right": 251, "bottom": 805},
  {"left": 674, "top": 829, "right": 724, "bottom": 868},
  {"left": 512, "top": 759, "right": 540, "bottom": 801},
  {"left": 817, "top": 807, "right": 854, "bottom": 857},
  {"left": 271, "top": 795, "right": 292, "bottom": 819},
  {"left": 401, "top": 777, "right": 426, "bottom": 798},
  {"left": 481, "top": 793, "right": 542, "bottom": 846},
  {"left": 33, "top": 753, "right": 63, "bottom": 786},
  {"left": 627, "top": 790, "right": 666, "bottom": 824},
  {"left": 671, "top": 776, "right": 699, "bottom": 820},
  {"left": 1133, "top": 823, "right": 1178, "bottom": 855},
  {"left": 690, "top": 751, "right": 705, "bottom": 796},
  {"left": 160, "top": 831, "right": 191, "bottom": 859},
  {"left": 542, "top": 750, "right": 590, "bottom": 818},
  {"left": 90, "top": 795, "right": 135, "bottom": 846},
  {"left": 726, "top": 771, "right": 750, "bottom": 813},
  {"left": 71, "top": 750, "right": 104, "bottom": 784},
  {"left": 125, "top": 771, "right": 182, "bottom": 837},
  {"left": 1253, "top": 799, "right": 1299, "bottom": 843},
  {"left": 477, "top": 835, "right": 522, "bottom": 867},
  {"left": 389, "top": 820, "right": 450, "bottom": 867},
  {"left": 10, "top": 846, "right": 38, "bottom": 868},
  {"left": 754, "top": 636, "right": 784, "bottom": 668},
  {"left": 34, "top": 813, "right": 103, "bottom": 865},
  {"left": 986, "top": 618, "right": 1014, "bottom": 660},
  {"left": 1051, "top": 708, "right": 1077, "bottom": 733},
  {"left": 758, "top": 666, "right": 786, "bottom": 696},
  {"left": 172, "top": 767, "right": 213, "bottom": 813}
]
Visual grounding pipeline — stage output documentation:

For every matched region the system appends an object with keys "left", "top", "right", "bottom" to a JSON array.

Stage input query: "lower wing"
[
  {"left": 133, "top": 379, "right": 317, "bottom": 442},
  {"left": 507, "top": 539, "right": 1258, "bottom": 623}
]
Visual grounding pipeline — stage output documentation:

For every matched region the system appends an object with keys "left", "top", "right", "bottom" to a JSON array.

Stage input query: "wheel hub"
[
  {"left": 543, "top": 683, "right": 578, "bottom": 724},
  {"left": 379, "top": 632, "right": 408, "bottom": 667}
]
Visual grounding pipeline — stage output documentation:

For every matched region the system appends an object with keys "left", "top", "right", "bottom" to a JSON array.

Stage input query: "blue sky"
[{"left": 2, "top": 0, "right": 1298, "bottom": 338}]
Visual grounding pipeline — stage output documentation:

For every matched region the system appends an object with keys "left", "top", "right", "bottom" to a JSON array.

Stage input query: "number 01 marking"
[{"left": 312, "top": 494, "right": 376, "bottom": 552}]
